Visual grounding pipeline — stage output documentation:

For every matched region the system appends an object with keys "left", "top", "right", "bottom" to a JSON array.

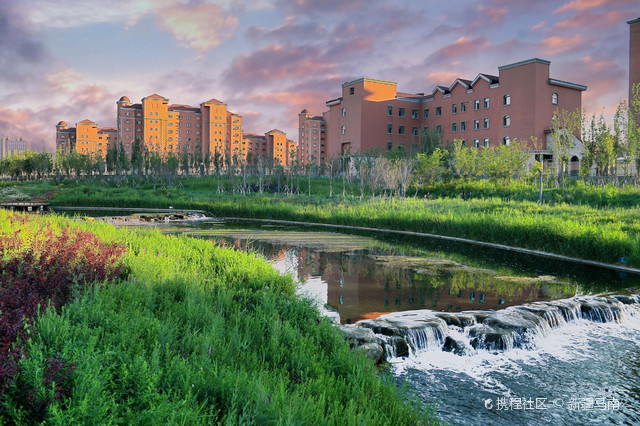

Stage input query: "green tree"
[
  {"left": 415, "top": 148, "right": 447, "bottom": 189},
  {"left": 550, "top": 108, "right": 582, "bottom": 186}
]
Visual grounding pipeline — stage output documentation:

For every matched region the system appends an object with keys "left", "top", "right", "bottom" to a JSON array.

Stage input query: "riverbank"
[
  {"left": 48, "top": 180, "right": 640, "bottom": 268},
  {"left": 0, "top": 210, "right": 434, "bottom": 424}
]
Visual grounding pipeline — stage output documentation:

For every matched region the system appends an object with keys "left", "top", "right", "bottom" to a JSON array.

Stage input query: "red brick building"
[{"left": 299, "top": 58, "right": 586, "bottom": 165}]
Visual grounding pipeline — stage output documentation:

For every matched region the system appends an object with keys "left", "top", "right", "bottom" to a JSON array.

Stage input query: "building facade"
[
  {"left": 298, "top": 110, "right": 327, "bottom": 167},
  {"left": 1, "top": 137, "right": 31, "bottom": 159},
  {"left": 630, "top": 17, "right": 640, "bottom": 111},
  {"left": 242, "top": 130, "right": 296, "bottom": 166},
  {"left": 57, "top": 94, "right": 296, "bottom": 166},
  {"left": 299, "top": 58, "right": 586, "bottom": 163}
]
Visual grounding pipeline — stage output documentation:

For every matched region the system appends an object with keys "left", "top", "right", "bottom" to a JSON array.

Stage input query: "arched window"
[
  {"left": 503, "top": 94, "right": 511, "bottom": 106},
  {"left": 341, "top": 107, "right": 346, "bottom": 118},
  {"left": 341, "top": 125, "right": 346, "bottom": 135},
  {"left": 552, "top": 93, "right": 558, "bottom": 105},
  {"left": 503, "top": 115, "right": 511, "bottom": 127},
  {"left": 503, "top": 136, "right": 510, "bottom": 146}
]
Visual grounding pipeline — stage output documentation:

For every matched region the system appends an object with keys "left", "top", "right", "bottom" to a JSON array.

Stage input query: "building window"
[
  {"left": 461, "top": 102, "right": 467, "bottom": 113},
  {"left": 474, "top": 99, "right": 480, "bottom": 110},
  {"left": 473, "top": 139, "right": 480, "bottom": 148},
  {"left": 552, "top": 92, "right": 558, "bottom": 105},
  {"left": 473, "top": 119, "right": 480, "bottom": 130},
  {"left": 503, "top": 115, "right": 511, "bottom": 127},
  {"left": 350, "top": 87, "right": 355, "bottom": 95},
  {"left": 411, "top": 109, "right": 418, "bottom": 119},
  {"left": 424, "top": 109, "right": 429, "bottom": 119},
  {"left": 341, "top": 107, "right": 346, "bottom": 118},
  {"left": 436, "top": 125, "right": 442, "bottom": 134},
  {"left": 387, "top": 141, "right": 392, "bottom": 151},
  {"left": 387, "top": 123, "right": 393, "bottom": 134},
  {"left": 341, "top": 125, "right": 346, "bottom": 135},
  {"left": 412, "top": 127, "right": 418, "bottom": 136},
  {"left": 387, "top": 105, "right": 393, "bottom": 116},
  {"left": 398, "top": 126, "right": 405, "bottom": 135},
  {"left": 461, "top": 121, "right": 466, "bottom": 132},
  {"left": 452, "top": 104, "right": 457, "bottom": 114},
  {"left": 483, "top": 138, "right": 489, "bottom": 147},
  {"left": 436, "top": 106, "right": 442, "bottom": 116},
  {"left": 423, "top": 126, "right": 429, "bottom": 135},
  {"left": 503, "top": 136, "right": 511, "bottom": 146},
  {"left": 399, "top": 107, "right": 405, "bottom": 118},
  {"left": 483, "top": 98, "right": 490, "bottom": 109},
  {"left": 451, "top": 122, "right": 457, "bottom": 133},
  {"left": 483, "top": 118, "right": 490, "bottom": 129},
  {"left": 503, "top": 94, "right": 511, "bottom": 106}
]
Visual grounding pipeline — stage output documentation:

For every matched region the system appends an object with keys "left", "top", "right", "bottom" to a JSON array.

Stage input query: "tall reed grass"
[{"left": 1, "top": 211, "right": 435, "bottom": 424}]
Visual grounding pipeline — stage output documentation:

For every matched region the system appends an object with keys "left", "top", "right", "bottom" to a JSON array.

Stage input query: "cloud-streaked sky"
[{"left": 1, "top": 0, "right": 638, "bottom": 152}]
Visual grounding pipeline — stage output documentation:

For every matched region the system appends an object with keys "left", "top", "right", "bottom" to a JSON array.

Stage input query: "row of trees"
[{"left": 549, "top": 82, "right": 640, "bottom": 182}]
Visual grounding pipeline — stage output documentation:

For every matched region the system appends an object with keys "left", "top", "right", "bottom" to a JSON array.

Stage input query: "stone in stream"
[
  {"left": 357, "top": 319, "right": 405, "bottom": 337},
  {"left": 442, "top": 336, "right": 467, "bottom": 355},
  {"left": 338, "top": 325, "right": 386, "bottom": 364},
  {"left": 358, "top": 343, "right": 384, "bottom": 364}
]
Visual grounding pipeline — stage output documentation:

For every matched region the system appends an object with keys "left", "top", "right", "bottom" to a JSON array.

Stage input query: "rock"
[
  {"left": 359, "top": 343, "right": 384, "bottom": 364},
  {"left": 469, "top": 325, "right": 515, "bottom": 351},
  {"left": 388, "top": 336, "right": 410, "bottom": 357},
  {"left": 613, "top": 295, "right": 634, "bottom": 305},
  {"left": 357, "top": 319, "right": 404, "bottom": 337},
  {"left": 442, "top": 336, "right": 466, "bottom": 355},
  {"left": 338, "top": 325, "right": 379, "bottom": 346}
]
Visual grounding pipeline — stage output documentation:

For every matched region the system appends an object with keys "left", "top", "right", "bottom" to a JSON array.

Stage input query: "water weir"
[{"left": 341, "top": 294, "right": 640, "bottom": 362}]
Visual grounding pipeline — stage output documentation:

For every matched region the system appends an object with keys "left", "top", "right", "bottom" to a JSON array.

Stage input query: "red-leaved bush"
[{"left": 0, "top": 224, "right": 126, "bottom": 399}]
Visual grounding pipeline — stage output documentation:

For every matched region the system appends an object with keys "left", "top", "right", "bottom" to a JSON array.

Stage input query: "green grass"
[
  {"left": 1, "top": 212, "right": 436, "bottom": 424},
  {"left": 46, "top": 176, "right": 640, "bottom": 268}
]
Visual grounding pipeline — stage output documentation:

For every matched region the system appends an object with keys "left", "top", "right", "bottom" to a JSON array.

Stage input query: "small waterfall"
[
  {"left": 359, "top": 294, "right": 640, "bottom": 360},
  {"left": 405, "top": 323, "right": 447, "bottom": 352}
]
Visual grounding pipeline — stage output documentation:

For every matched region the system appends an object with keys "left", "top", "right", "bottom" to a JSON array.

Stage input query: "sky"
[{"left": 0, "top": 0, "right": 638, "bottom": 152}]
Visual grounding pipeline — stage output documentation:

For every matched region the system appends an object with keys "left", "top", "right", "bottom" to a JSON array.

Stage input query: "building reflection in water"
[{"left": 214, "top": 237, "right": 573, "bottom": 325}]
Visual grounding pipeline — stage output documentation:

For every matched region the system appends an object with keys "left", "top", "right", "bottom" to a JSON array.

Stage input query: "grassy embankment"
[
  {"left": 45, "top": 177, "right": 640, "bottom": 268},
  {"left": 0, "top": 210, "right": 434, "bottom": 424}
]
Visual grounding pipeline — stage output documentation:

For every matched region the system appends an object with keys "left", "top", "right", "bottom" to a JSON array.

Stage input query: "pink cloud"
[
  {"left": 223, "top": 44, "right": 337, "bottom": 91},
  {"left": 541, "top": 34, "right": 590, "bottom": 55},
  {"left": 427, "top": 72, "right": 460, "bottom": 86},
  {"left": 554, "top": 0, "right": 616, "bottom": 13},
  {"left": 555, "top": 10, "right": 628, "bottom": 29},
  {"left": 476, "top": 5, "right": 507, "bottom": 25},
  {"left": 531, "top": 20, "right": 546, "bottom": 30},
  {"left": 430, "top": 37, "right": 491, "bottom": 61},
  {"left": 156, "top": 3, "right": 238, "bottom": 54}
]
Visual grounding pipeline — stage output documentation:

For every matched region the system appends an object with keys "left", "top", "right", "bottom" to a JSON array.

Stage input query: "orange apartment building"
[
  {"left": 299, "top": 58, "right": 586, "bottom": 165},
  {"left": 242, "top": 130, "right": 296, "bottom": 166},
  {"left": 56, "top": 120, "right": 117, "bottom": 158},
  {"left": 56, "top": 95, "right": 296, "bottom": 166}
]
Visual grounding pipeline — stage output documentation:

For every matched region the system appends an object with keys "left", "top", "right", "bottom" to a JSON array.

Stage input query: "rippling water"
[{"left": 398, "top": 315, "right": 640, "bottom": 424}]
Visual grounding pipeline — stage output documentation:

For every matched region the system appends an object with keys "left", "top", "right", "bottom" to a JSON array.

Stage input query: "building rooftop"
[{"left": 144, "top": 94, "right": 168, "bottom": 100}]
